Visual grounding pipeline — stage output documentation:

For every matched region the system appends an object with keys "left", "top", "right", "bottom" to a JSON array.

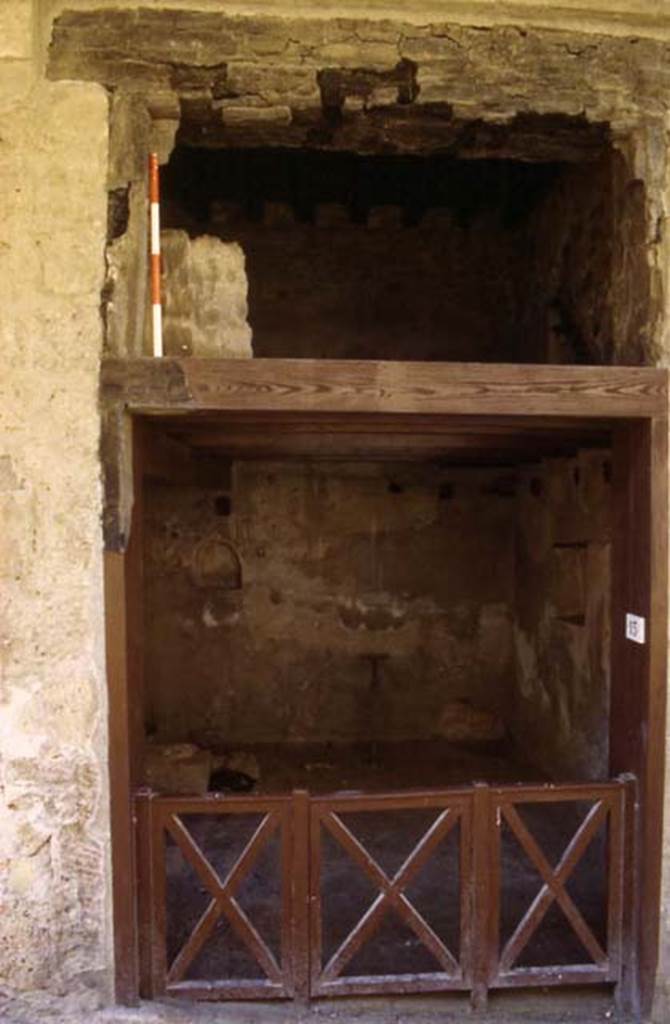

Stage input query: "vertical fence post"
[
  {"left": 616, "top": 773, "right": 639, "bottom": 1017},
  {"left": 135, "top": 791, "right": 154, "bottom": 998},
  {"left": 291, "top": 789, "right": 311, "bottom": 1004},
  {"left": 148, "top": 799, "right": 168, "bottom": 996},
  {"left": 471, "top": 782, "right": 492, "bottom": 1011}
]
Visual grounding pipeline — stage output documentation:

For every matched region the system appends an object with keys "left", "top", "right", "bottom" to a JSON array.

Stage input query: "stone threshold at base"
[{"left": 0, "top": 990, "right": 634, "bottom": 1024}]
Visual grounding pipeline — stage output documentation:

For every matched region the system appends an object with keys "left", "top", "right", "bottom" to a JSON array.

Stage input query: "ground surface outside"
[{"left": 0, "top": 988, "right": 628, "bottom": 1023}]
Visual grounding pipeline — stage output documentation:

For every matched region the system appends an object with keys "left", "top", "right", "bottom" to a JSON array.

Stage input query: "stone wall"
[
  {"left": 143, "top": 450, "right": 611, "bottom": 782},
  {"left": 211, "top": 203, "right": 517, "bottom": 362},
  {"left": 49, "top": 4, "right": 669, "bottom": 364},
  {"left": 513, "top": 153, "right": 653, "bottom": 365},
  {"left": 0, "top": 0, "right": 111, "bottom": 1008},
  {"left": 160, "top": 229, "right": 252, "bottom": 357},
  {"left": 144, "top": 461, "right": 516, "bottom": 747},
  {"left": 159, "top": 147, "right": 642, "bottom": 364},
  {"left": 509, "top": 451, "right": 612, "bottom": 781}
]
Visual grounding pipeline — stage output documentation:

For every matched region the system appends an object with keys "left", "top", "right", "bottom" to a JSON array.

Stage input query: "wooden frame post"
[
  {"left": 104, "top": 415, "right": 146, "bottom": 1004},
  {"left": 291, "top": 789, "right": 311, "bottom": 1003},
  {"left": 470, "top": 781, "right": 491, "bottom": 1011},
  {"left": 610, "top": 418, "right": 668, "bottom": 1016}
]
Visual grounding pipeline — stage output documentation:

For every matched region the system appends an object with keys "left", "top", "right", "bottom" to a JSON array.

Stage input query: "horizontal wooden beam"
[
  {"left": 162, "top": 428, "right": 608, "bottom": 462},
  {"left": 149, "top": 412, "right": 616, "bottom": 434},
  {"left": 102, "top": 358, "right": 667, "bottom": 421}
]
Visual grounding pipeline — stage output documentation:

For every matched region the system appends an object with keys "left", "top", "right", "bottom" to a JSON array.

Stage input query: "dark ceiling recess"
[{"left": 161, "top": 146, "right": 565, "bottom": 229}]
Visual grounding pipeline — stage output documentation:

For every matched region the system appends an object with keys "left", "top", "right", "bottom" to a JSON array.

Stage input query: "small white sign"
[{"left": 625, "top": 613, "right": 646, "bottom": 645}]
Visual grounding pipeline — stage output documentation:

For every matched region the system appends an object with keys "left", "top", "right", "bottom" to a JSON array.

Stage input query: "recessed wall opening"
[
  {"left": 143, "top": 419, "right": 613, "bottom": 789},
  {"left": 157, "top": 128, "right": 650, "bottom": 364},
  {"left": 103, "top": 111, "right": 659, "bottom": 1018},
  {"left": 138, "top": 412, "right": 618, "bottom": 994}
]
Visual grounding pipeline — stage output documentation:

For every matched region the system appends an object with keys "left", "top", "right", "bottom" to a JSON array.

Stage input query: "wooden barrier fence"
[{"left": 135, "top": 777, "right": 633, "bottom": 1008}]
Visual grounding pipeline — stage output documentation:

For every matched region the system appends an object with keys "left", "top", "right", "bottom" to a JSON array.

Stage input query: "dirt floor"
[{"left": 215, "top": 738, "right": 539, "bottom": 794}]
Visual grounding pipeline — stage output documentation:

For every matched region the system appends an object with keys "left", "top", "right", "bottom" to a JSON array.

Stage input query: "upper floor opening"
[{"left": 157, "top": 130, "right": 650, "bottom": 365}]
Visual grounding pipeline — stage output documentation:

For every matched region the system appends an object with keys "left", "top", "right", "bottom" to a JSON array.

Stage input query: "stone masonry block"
[{"left": 160, "top": 229, "right": 253, "bottom": 358}]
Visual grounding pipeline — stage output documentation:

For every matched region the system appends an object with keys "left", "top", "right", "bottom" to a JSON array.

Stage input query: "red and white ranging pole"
[{"left": 149, "top": 153, "right": 163, "bottom": 357}]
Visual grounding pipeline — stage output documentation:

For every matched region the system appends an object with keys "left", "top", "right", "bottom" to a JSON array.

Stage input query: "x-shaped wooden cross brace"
[
  {"left": 320, "top": 807, "right": 461, "bottom": 982},
  {"left": 499, "top": 799, "right": 609, "bottom": 972},
  {"left": 164, "top": 811, "right": 283, "bottom": 985}
]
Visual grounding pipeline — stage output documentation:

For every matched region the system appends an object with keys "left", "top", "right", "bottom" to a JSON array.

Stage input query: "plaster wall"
[
  {"left": 0, "top": 0, "right": 111, "bottom": 1009},
  {"left": 143, "top": 462, "right": 516, "bottom": 748},
  {"left": 509, "top": 451, "right": 612, "bottom": 781},
  {"left": 1, "top": 1, "right": 670, "bottom": 1020},
  {"left": 143, "top": 451, "right": 611, "bottom": 783}
]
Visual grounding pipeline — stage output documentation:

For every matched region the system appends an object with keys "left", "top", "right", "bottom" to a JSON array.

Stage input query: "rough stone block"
[
  {"left": 160, "top": 229, "right": 253, "bottom": 358},
  {"left": 225, "top": 62, "right": 319, "bottom": 104},
  {"left": 222, "top": 104, "right": 291, "bottom": 125},
  {"left": 368, "top": 205, "right": 403, "bottom": 230},
  {"left": 108, "top": 91, "right": 151, "bottom": 188},
  {"left": 435, "top": 700, "right": 506, "bottom": 743},
  {"left": 368, "top": 83, "right": 399, "bottom": 107},
  {"left": 400, "top": 33, "right": 463, "bottom": 62},
  {"left": 315, "top": 203, "right": 351, "bottom": 228},
  {"left": 317, "top": 41, "right": 399, "bottom": 67},
  {"left": 144, "top": 743, "right": 212, "bottom": 795},
  {"left": 149, "top": 118, "right": 179, "bottom": 167},
  {"left": 264, "top": 202, "right": 294, "bottom": 227}
]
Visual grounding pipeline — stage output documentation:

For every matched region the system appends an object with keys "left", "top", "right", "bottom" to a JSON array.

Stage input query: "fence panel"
[
  {"left": 309, "top": 789, "right": 472, "bottom": 997},
  {"left": 137, "top": 792, "right": 295, "bottom": 1000},
  {"left": 487, "top": 782, "right": 626, "bottom": 993},
  {"left": 135, "top": 778, "right": 629, "bottom": 1004}
]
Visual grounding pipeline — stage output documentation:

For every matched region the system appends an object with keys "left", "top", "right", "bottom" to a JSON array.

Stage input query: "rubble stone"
[{"left": 160, "top": 230, "right": 252, "bottom": 358}]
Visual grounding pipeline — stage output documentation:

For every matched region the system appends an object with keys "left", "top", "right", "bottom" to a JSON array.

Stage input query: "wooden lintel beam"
[{"left": 101, "top": 358, "right": 668, "bottom": 421}]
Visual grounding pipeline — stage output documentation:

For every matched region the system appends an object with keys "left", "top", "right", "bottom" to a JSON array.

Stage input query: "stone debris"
[
  {"left": 143, "top": 742, "right": 212, "bottom": 795},
  {"left": 436, "top": 700, "right": 506, "bottom": 744}
]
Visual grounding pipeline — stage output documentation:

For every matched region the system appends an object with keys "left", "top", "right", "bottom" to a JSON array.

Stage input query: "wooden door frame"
[{"left": 100, "top": 358, "right": 668, "bottom": 1012}]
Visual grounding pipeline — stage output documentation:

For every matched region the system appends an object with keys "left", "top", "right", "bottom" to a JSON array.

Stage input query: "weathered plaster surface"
[
  {"left": 0, "top": 0, "right": 111, "bottom": 1008},
  {"left": 144, "top": 462, "right": 516, "bottom": 747},
  {"left": 510, "top": 451, "right": 612, "bottom": 780}
]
